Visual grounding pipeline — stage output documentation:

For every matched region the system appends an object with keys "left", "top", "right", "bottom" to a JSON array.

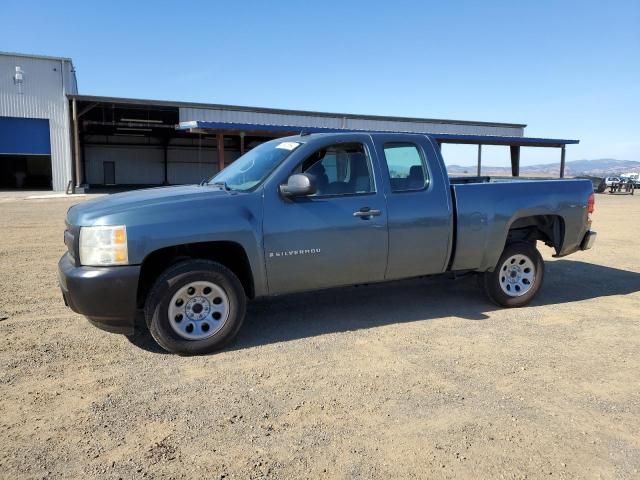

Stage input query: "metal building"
[
  {"left": 0, "top": 52, "right": 77, "bottom": 191},
  {"left": 0, "top": 51, "right": 575, "bottom": 192},
  {"left": 68, "top": 95, "right": 528, "bottom": 191}
]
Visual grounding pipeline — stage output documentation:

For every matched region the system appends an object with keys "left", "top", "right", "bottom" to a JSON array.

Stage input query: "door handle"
[{"left": 353, "top": 208, "right": 382, "bottom": 218}]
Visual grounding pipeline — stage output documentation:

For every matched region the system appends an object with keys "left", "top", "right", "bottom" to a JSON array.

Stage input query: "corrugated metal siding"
[
  {"left": 0, "top": 54, "right": 76, "bottom": 191},
  {"left": 84, "top": 140, "right": 240, "bottom": 185},
  {"left": 85, "top": 145, "right": 165, "bottom": 184},
  {"left": 179, "top": 107, "right": 525, "bottom": 137}
]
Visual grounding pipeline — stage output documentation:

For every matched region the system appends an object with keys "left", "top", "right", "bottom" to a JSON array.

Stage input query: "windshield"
[{"left": 209, "top": 140, "right": 301, "bottom": 191}]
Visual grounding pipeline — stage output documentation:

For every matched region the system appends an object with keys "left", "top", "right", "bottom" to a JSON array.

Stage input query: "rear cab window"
[{"left": 382, "top": 143, "right": 430, "bottom": 192}]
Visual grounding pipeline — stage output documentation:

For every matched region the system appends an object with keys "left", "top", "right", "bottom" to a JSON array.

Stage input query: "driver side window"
[{"left": 296, "top": 143, "right": 374, "bottom": 196}]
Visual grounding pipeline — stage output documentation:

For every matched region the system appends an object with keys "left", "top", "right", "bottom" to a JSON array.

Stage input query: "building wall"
[
  {"left": 0, "top": 53, "right": 77, "bottom": 191},
  {"left": 85, "top": 145, "right": 165, "bottom": 184},
  {"left": 167, "top": 147, "right": 237, "bottom": 184},
  {"left": 179, "top": 107, "right": 525, "bottom": 137},
  {"left": 84, "top": 137, "right": 240, "bottom": 185}
]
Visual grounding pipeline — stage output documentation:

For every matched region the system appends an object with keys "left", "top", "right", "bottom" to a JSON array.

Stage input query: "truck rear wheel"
[
  {"left": 482, "top": 242, "right": 544, "bottom": 307},
  {"left": 144, "top": 260, "right": 246, "bottom": 355}
]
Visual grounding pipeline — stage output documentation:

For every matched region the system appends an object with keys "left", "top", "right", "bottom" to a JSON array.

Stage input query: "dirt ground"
[{"left": 1, "top": 191, "right": 639, "bottom": 479}]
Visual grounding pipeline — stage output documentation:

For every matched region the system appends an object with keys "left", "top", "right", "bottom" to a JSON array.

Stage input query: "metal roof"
[
  {"left": 178, "top": 120, "right": 578, "bottom": 147},
  {"left": 0, "top": 51, "right": 74, "bottom": 63},
  {"left": 68, "top": 94, "right": 527, "bottom": 129},
  {"left": 432, "top": 133, "right": 579, "bottom": 148}
]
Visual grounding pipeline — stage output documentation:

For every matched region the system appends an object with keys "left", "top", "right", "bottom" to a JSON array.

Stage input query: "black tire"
[
  {"left": 144, "top": 259, "right": 246, "bottom": 355},
  {"left": 482, "top": 241, "right": 544, "bottom": 308}
]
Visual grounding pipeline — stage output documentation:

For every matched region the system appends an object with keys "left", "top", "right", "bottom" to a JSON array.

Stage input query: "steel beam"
[
  {"left": 72, "top": 98, "right": 84, "bottom": 188},
  {"left": 560, "top": 146, "right": 566, "bottom": 178},
  {"left": 217, "top": 134, "right": 225, "bottom": 172},
  {"left": 163, "top": 140, "right": 169, "bottom": 185},
  {"left": 510, "top": 145, "right": 520, "bottom": 177},
  {"left": 82, "top": 120, "right": 175, "bottom": 129},
  {"left": 477, "top": 144, "right": 482, "bottom": 176},
  {"left": 78, "top": 102, "right": 98, "bottom": 118}
]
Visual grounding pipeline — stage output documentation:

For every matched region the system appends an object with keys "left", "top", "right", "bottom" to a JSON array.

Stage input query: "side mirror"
[{"left": 279, "top": 173, "right": 317, "bottom": 197}]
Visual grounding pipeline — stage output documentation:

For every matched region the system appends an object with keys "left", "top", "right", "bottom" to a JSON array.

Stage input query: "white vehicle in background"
[
  {"left": 621, "top": 173, "right": 640, "bottom": 185},
  {"left": 605, "top": 176, "right": 621, "bottom": 186}
]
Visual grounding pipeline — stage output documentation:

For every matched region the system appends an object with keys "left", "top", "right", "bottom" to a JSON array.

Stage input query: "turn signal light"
[
  {"left": 114, "top": 249, "right": 128, "bottom": 263},
  {"left": 114, "top": 228, "right": 126, "bottom": 244}
]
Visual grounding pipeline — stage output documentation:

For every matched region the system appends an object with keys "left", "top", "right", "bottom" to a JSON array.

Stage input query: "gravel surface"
[{"left": 1, "top": 191, "right": 639, "bottom": 479}]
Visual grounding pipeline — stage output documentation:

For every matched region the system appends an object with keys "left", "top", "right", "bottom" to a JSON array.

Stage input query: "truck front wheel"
[
  {"left": 482, "top": 242, "right": 544, "bottom": 307},
  {"left": 144, "top": 259, "right": 246, "bottom": 355}
]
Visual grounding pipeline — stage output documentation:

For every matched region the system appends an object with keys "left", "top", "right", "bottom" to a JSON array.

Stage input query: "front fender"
[{"left": 116, "top": 194, "right": 267, "bottom": 297}]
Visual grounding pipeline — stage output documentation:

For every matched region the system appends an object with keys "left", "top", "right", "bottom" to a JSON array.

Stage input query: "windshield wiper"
[{"left": 210, "top": 181, "right": 231, "bottom": 191}]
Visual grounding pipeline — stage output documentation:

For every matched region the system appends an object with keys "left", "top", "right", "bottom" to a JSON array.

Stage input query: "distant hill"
[{"left": 447, "top": 159, "right": 640, "bottom": 177}]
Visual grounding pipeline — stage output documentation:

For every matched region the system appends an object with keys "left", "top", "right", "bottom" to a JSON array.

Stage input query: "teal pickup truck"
[{"left": 59, "top": 132, "right": 596, "bottom": 354}]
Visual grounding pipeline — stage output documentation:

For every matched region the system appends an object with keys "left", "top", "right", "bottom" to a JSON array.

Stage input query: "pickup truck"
[{"left": 59, "top": 132, "right": 597, "bottom": 354}]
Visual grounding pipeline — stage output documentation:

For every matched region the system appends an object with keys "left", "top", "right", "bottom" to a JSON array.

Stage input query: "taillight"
[{"left": 587, "top": 193, "right": 595, "bottom": 223}]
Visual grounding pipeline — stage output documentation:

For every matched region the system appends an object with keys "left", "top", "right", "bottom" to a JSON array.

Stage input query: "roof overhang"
[
  {"left": 68, "top": 94, "right": 527, "bottom": 129},
  {"left": 177, "top": 121, "right": 578, "bottom": 148},
  {"left": 432, "top": 133, "right": 579, "bottom": 148}
]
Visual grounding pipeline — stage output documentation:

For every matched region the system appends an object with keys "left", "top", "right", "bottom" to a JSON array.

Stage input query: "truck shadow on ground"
[{"left": 128, "top": 260, "right": 640, "bottom": 354}]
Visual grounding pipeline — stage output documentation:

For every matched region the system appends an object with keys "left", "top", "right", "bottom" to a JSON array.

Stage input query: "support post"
[
  {"left": 163, "top": 140, "right": 169, "bottom": 185},
  {"left": 216, "top": 134, "right": 225, "bottom": 172},
  {"left": 477, "top": 144, "right": 482, "bottom": 176},
  {"left": 240, "top": 132, "right": 245, "bottom": 155},
  {"left": 81, "top": 132, "right": 86, "bottom": 185},
  {"left": 510, "top": 145, "right": 520, "bottom": 177},
  {"left": 560, "top": 146, "right": 566, "bottom": 178},
  {"left": 72, "top": 98, "right": 84, "bottom": 188}
]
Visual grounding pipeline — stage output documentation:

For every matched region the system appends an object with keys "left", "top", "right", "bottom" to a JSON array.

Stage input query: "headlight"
[{"left": 79, "top": 225, "right": 128, "bottom": 266}]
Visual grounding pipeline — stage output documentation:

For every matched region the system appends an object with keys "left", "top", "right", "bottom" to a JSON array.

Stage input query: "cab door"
[
  {"left": 262, "top": 136, "right": 388, "bottom": 295},
  {"left": 371, "top": 134, "right": 453, "bottom": 280}
]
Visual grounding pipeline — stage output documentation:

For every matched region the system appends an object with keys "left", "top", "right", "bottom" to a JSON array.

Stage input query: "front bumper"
[
  {"left": 581, "top": 230, "right": 597, "bottom": 250},
  {"left": 58, "top": 252, "right": 140, "bottom": 335}
]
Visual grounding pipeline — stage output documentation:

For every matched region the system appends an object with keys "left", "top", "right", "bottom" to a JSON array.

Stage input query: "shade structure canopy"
[{"left": 177, "top": 120, "right": 579, "bottom": 178}]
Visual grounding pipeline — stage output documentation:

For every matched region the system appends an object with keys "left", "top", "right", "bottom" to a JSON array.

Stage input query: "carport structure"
[
  {"left": 69, "top": 96, "right": 303, "bottom": 190},
  {"left": 67, "top": 94, "right": 577, "bottom": 190},
  {"left": 178, "top": 120, "right": 579, "bottom": 179},
  {"left": 432, "top": 133, "right": 579, "bottom": 178},
  {"left": 69, "top": 96, "right": 238, "bottom": 189},
  {"left": 68, "top": 95, "right": 533, "bottom": 190}
]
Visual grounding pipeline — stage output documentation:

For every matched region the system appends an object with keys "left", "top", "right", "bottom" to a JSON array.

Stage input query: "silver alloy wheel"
[
  {"left": 498, "top": 254, "right": 536, "bottom": 297},
  {"left": 168, "top": 281, "right": 229, "bottom": 340}
]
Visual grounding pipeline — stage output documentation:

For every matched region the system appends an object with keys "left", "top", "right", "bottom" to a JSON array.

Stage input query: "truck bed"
[{"left": 449, "top": 179, "right": 593, "bottom": 272}]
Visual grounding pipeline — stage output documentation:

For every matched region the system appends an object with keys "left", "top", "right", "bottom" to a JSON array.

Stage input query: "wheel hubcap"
[
  {"left": 499, "top": 254, "right": 536, "bottom": 297},
  {"left": 168, "top": 281, "right": 229, "bottom": 340}
]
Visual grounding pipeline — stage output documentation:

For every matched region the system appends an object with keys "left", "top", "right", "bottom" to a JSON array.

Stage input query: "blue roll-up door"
[{"left": 0, "top": 116, "right": 51, "bottom": 155}]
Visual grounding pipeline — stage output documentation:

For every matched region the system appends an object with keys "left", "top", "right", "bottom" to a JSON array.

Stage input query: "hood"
[{"left": 67, "top": 185, "right": 233, "bottom": 225}]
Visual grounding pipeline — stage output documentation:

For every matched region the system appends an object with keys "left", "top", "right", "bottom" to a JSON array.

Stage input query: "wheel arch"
[
  {"left": 481, "top": 213, "right": 565, "bottom": 273},
  {"left": 137, "top": 241, "right": 255, "bottom": 308},
  {"left": 505, "top": 214, "right": 565, "bottom": 254}
]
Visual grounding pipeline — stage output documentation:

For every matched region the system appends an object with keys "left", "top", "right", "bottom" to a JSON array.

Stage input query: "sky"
[{"left": 1, "top": 0, "right": 638, "bottom": 166}]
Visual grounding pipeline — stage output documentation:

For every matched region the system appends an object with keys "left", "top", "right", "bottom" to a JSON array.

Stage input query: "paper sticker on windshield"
[{"left": 276, "top": 142, "right": 301, "bottom": 151}]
